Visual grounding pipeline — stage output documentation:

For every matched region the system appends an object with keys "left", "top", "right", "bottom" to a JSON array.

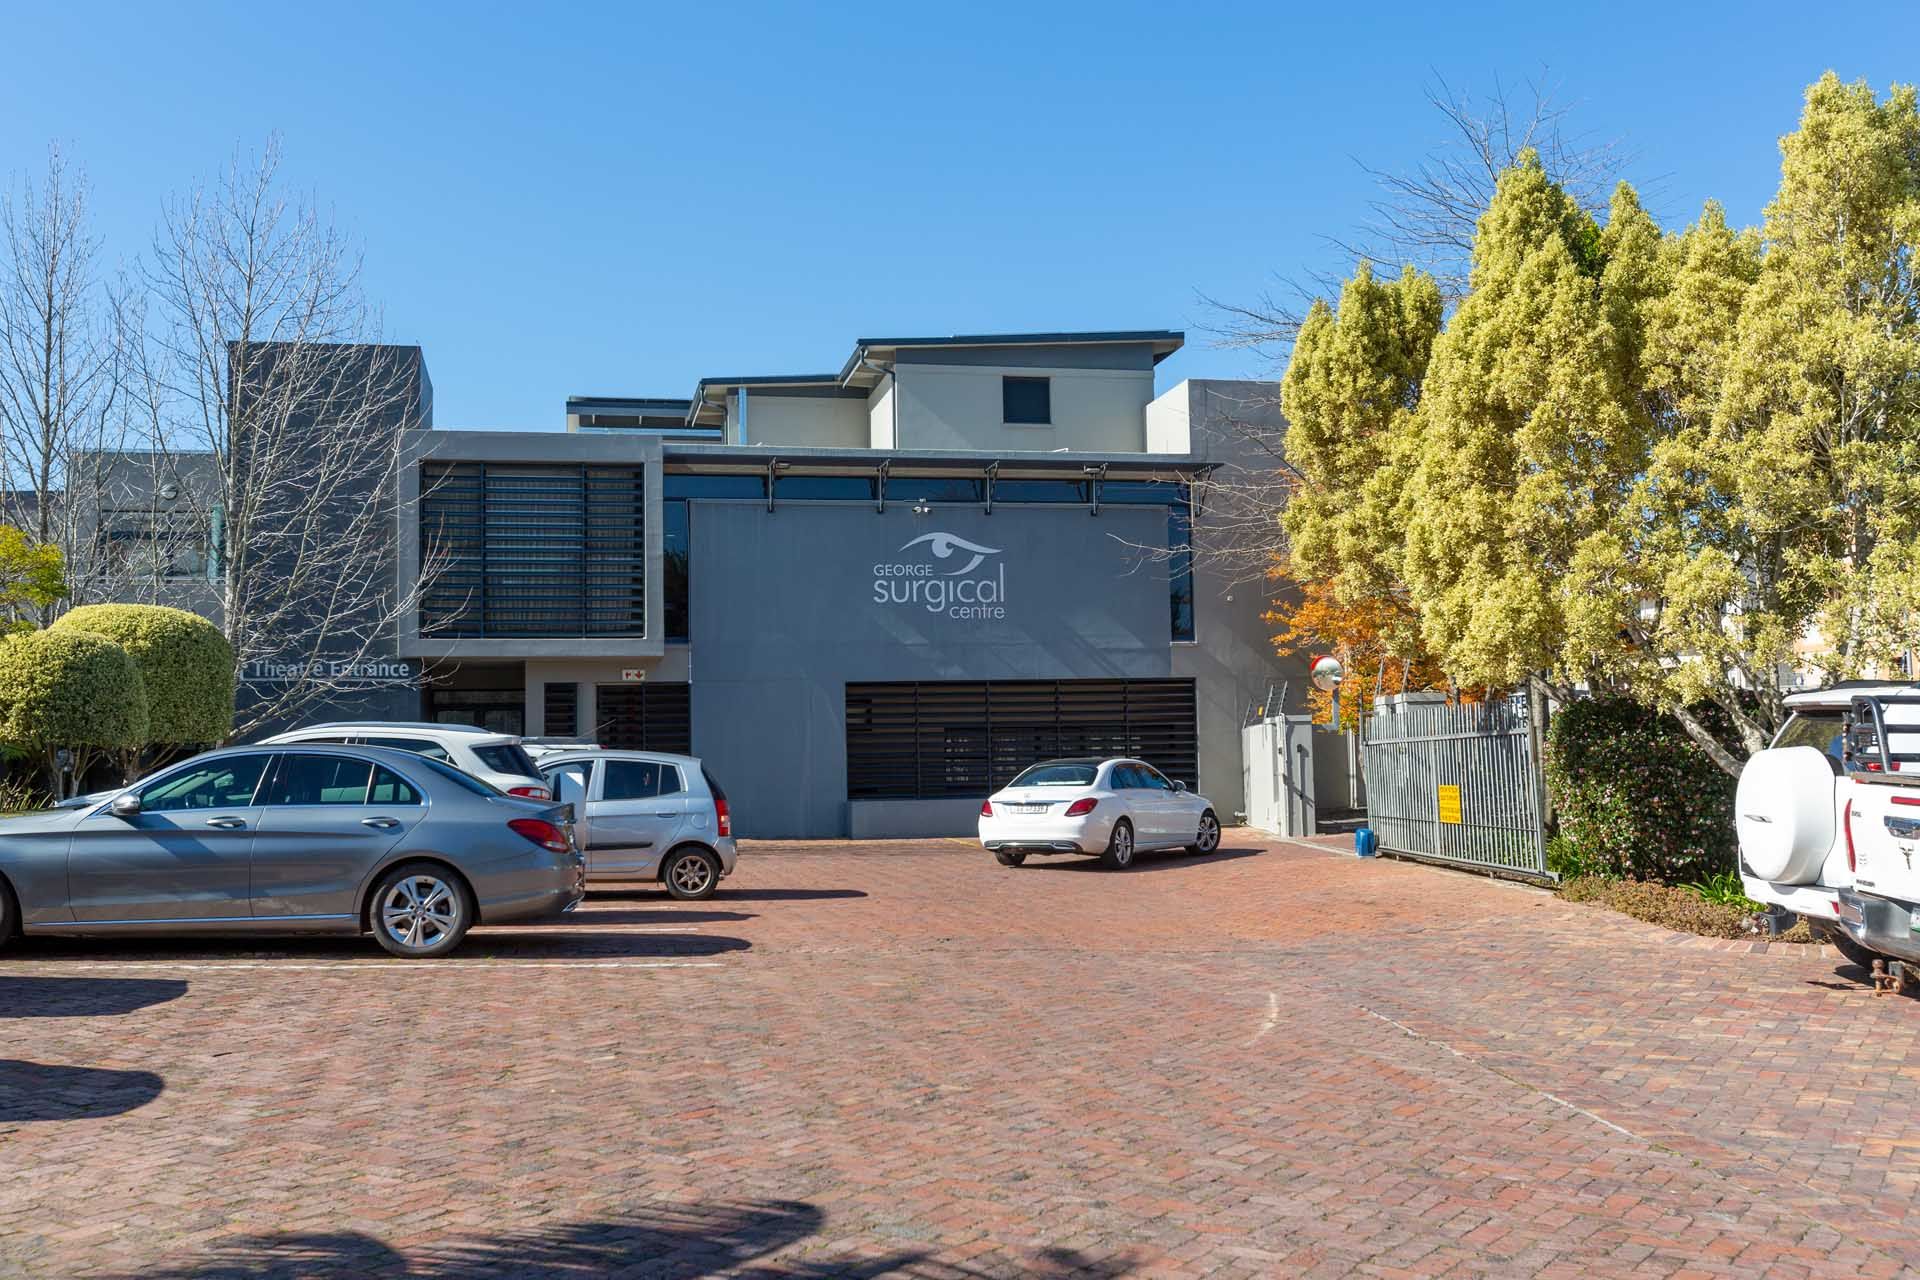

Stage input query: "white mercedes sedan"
[{"left": 977, "top": 757, "right": 1221, "bottom": 869}]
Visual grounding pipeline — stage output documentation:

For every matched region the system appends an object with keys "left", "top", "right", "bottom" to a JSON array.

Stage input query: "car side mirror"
[
  {"left": 108, "top": 794, "right": 141, "bottom": 818},
  {"left": 1173, "top": 780, "right": 1188, "bottom": 793}
]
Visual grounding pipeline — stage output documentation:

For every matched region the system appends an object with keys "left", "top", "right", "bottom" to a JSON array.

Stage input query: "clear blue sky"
[{"left": 3, "top": 2, "right": 1914, "bottom": 428}]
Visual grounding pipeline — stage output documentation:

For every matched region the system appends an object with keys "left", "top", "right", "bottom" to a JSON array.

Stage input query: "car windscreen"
[
  {"left": 472, "top": 743, "right": 540, "bottom": 778},
  {"left": 402, "top": 753, "right": 505, "bottom": 797},
  {"left": 1775, "top": 711, "right": 1844, "bottom": 772},
  {"left": 1009, "top": 763, "right": 1099, "bottom": 787}
]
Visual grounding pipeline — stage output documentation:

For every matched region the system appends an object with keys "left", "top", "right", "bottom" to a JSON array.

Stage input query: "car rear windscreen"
[
  {"left": 473, "top": 744, "right": 541, "bottom": 778},
  {"left": 1009, "top": 763, "right": 1099, "bottom": 787}
]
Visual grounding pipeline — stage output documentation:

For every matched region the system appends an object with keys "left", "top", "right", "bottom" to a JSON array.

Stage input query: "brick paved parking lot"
[{"left": 6, "top": 832, "right": 1920, "bottom": 1278}]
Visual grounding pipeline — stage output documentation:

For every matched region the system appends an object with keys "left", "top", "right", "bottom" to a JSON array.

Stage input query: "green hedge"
[
  {"left": 0, "top": 629, "right": 149, "bottom": 768},
  {"left": 1542, "top": 697, "right": 1737, "bottom": 883},
  {"left": 52, "top": 604, "right": 233, "bottom": 745}
]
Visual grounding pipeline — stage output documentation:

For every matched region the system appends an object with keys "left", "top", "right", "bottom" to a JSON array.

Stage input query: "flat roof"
[{"left": 660, "top": 442, "right": 1206, "bottom": 474}]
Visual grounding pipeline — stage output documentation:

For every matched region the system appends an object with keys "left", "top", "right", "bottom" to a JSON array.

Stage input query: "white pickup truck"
[
  {"left": 1828, "top": 691, "right": 1920, "bottom": 969},
  {"left": 1730, "top": 683, "right": 1920, "bottom": 966}
]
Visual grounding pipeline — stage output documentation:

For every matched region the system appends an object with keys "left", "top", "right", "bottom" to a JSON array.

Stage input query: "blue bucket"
[{"left": 1354, "top": 828, "right": 1377, "bottom": 858}]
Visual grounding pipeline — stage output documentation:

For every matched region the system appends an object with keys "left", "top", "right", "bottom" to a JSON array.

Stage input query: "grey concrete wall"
[
  {"left": 688, "top": 502, "right": 1170, "bottom": 838},
  {"left": 1171, "top": 379, "right": 1308, "bottom": 824},
  {"left": 850, "top": 798, "right": 988, "bottom": 839}
]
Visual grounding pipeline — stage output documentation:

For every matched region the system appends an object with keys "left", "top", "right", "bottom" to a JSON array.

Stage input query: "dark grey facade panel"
[
  {"left": 893, "top": 342, "right": 1157, "bottom": 371},
  {"left": 687, "top": 502, "right": 1170, "bottom": 837}
]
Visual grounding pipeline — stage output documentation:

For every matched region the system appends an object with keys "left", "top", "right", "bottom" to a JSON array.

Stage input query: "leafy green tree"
[
  {"left": 50, "top": 604, "right": 233, "bottom": 750},
  {"left": 1280, "top": 262, "right": 1442, "bottom": 605},
  {"left": 1401, "top": 153, "right": 1660, "bottom": 691},
  {"left": 0, "top": 524, "right": 66, "bottom": 628},
  {"left": 0, "top": 627, "right": 147, "bottom": 791}
]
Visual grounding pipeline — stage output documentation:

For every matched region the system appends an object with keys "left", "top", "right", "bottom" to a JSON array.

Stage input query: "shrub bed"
[
  {"left": 1543, "top": 697, "right": 1738, "bottom": 883},
  {"left": 1558, "top": 875, "right": 1757, "bottom": 939}
]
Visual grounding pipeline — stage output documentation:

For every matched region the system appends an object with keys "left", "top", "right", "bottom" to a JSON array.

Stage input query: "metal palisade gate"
[{"left": 1360, "top": 696, "right": 1548, "bottom": 878}]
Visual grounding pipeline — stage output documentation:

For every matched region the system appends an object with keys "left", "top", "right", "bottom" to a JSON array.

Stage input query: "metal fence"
[{"left": 1360, "top": 696, "right": 1549, "bottom": 878}]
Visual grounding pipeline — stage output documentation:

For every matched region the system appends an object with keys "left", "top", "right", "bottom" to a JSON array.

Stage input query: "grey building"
[{"left": 95, "top": 331, "right": 1306, "bottom": 838}]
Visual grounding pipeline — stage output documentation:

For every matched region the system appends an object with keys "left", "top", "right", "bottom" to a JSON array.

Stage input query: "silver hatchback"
[
  {"left": 0, "top": 745, "right": 585, "bottom": 958},
  {"left": 536, "top": 750, "right": 737, "bottom": 899}
]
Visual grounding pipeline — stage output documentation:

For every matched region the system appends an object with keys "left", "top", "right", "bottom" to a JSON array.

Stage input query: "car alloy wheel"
[
  {"left": 377, "top": 871, "right": 465, "bottom": 956},
  {"left": 1191, "top": 813, "right": 1220, "bottom": 854},
  {"left": 663, "top": 848, "right": 719, "bottom": 901},
  {"left": 1102, "top": 819, "right": 1135, "bottom": 870}
]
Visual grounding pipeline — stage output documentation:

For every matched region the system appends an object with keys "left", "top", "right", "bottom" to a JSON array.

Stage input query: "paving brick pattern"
[{"left": 3, "top": 834, "right": 1919, "bottom": 1278}]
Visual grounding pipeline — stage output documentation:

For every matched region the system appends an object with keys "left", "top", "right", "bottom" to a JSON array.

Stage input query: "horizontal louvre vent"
[
  {"left": 544, "top": 682, "right": 579, "bottom": 739},
  {"left": 846, "top": 679, "right": 1198, "bottom": 800},
  {"left": 597, "top": 683, "right": 692, "bottom": 755},
  {"left": 420, "top": 462, "right": 645, "bottom": 638}
]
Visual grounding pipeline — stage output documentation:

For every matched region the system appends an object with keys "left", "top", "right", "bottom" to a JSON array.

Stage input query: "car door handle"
[
  {"left": 654, "top": 811, "right": 677, "bottom": 818},
  {"left": 204, "top": 816, "right": 247, "bottom": 830},
  {"left": 362, "top": 817, "right": 400, "bottom": 829}
]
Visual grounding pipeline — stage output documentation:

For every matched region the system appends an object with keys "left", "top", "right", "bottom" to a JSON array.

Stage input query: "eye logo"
[{"left": 899, "top": 532, "right": 1002, "bottom": 576}]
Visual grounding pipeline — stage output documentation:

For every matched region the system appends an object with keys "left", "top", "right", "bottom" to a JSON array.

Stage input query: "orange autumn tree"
[{"left": 1266, "top": 569, "right": 1448, "bottom": 728}]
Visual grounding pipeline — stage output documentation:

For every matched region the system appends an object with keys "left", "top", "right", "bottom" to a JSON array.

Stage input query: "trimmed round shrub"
[
  {"left": 52, "top": 604, "right": 233, "bottom": 746},
  {"left": 0, "top": 628, "right": 149, "bottom": 771},
  {"left": 1543, "top": 697, "right": 1737, "bottom": 883}
]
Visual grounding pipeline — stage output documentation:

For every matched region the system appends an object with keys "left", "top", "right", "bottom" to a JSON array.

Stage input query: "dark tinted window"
[
  {"left": 407, "top": 754, "right": 503, "bottom": 796},
  {"left": 886, "top": 477, "right": 984, "bottom": 504},
  {"left": 366, "top": 736, "right": 452, "bottom": 762},
  {"left": 603, "top": 760, "right": 664, "bottom": 800},
  {"left": 264, "top": 755, "right": 373, "bottom": 806},
  {"left": 140, "top": 755, "right": 271, "bottom": 812},
  {"left": 1136, "top": 764, "right": 1173, "bottom": 791},
  {"left": 664, "top": 499, "right": 689, "bottom": 641},
  {"left": 774, "top": 474, "right": 875, "bottom": 501},
  {"left": 369, "top": 766, "right": 423, "bottom": 805},
  {"left": 992, "top": 479, "right": 1088, "bottom": 504},
  {"left": 472, "top": 743, "right": 539, "bottom": 777},
  {"left": 1099, "top": 480, "right": 1185, "bottom": 505},
  {"left": 1002, "top": 376, "right": 1051, "bottom": 425},
  {"left": 1107, "top": 765, "right": 1140, "bottom": 789},
  {"left": 657, "top": 765, "right": 685, "bottom": 797},
  {"left": 664, "top": 473, "right": 767, "bottom": 500}
]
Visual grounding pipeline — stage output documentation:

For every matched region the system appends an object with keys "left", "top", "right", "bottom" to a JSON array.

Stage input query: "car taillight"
[
  {"left": 1064, "top": 797, "right": 1098, "bottom": 817},
  {"left": 714, "top": 791, "right": 731, "bottom": 838},
  {"left": 508, "top": 817, "right": 569, "bottom": 853},
  {"left": 1844, "top": 799, "right": 1857, "bottom": 872},
  {"left": 980, "top": 799, "right": 993, "bottom": 817},
  {"left": 508, "top": 785, "right": 550, "bottom": 800}
]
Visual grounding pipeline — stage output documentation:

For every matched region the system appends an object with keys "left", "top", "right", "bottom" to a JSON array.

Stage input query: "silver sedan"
[{"left": 0, "top": 744, "right": 585, "bottom": 958}]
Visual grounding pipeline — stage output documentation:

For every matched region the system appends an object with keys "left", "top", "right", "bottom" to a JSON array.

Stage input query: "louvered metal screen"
[
  {"left": 420, "top": 462, "right": 645, "bottom": 637},
  {"left": 845, "top": 679, "right": 1198, "bottom": 800},
  {"left": 596, "top": 683, "right": 693, "bottom": 754},
  {"left": 544, "top": 682, "right": 579, "bottom": 738}
]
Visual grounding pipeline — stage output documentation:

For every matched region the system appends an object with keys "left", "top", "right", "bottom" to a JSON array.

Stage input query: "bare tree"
[
  {"left": 0, "top": 144, "right": 130, "bottom": 608},
  {"left": 1202, "top": 72, "right": 1634, "bottom": 361},
  {"left": 124, "top": 138, "right": 435, "bottom": 738}
]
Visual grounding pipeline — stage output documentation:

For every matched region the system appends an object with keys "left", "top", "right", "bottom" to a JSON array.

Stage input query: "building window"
[
  {"left": 773, "top": 474, "right": 876, "bottom": 502},
  {"left": 1002, "top": 376, "right": 1051, "bottom": 425},
  {"left": 419, "top": 463, "right": 645, "bottom": 639},
  {"left": 884, "top": 476, "right": 985, "bottom": 504},
  {"left": 664, "top": 500, "right": 689, "bottom": 642},
  {"left": 98, "top": 510, "right": 211, "bottom": 580},
  {"left": 844, "top": 679, "right": 1198, "bottom": 800}
]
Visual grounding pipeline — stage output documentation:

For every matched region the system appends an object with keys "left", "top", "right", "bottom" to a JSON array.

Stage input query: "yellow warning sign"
[{"left": 1436, "top": 784, "right": 1463, "bottom": 825}]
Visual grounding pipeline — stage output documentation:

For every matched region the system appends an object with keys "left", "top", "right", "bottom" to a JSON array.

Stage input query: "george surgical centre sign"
[{"left": 872, "top": 531, "right": 1008, "bottom": 621}]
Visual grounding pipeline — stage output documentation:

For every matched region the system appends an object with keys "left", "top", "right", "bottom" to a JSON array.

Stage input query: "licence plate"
[{"left": 1004, "top": 803, "right": 1049, "bottom": 814}]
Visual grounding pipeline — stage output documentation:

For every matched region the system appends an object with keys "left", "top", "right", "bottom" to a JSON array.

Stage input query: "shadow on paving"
[
  {"left": 0, "top": 1058, "right": 165, "bottom": 1121},
  {"left": 115, "top": 1200, "right": 1141, "bottom": 1279},
  {"left": 1017, "top": 847, "right": 1265, "bottom": 873},
  {"left": 0, "top": 974, "right": 187, "bottom": 1015},
  {"left": 11, "top": 932, "right": 751, "bottom": 963},
  {"left": 0, "top": 974, "right": 182, "bottom": 1121}
]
